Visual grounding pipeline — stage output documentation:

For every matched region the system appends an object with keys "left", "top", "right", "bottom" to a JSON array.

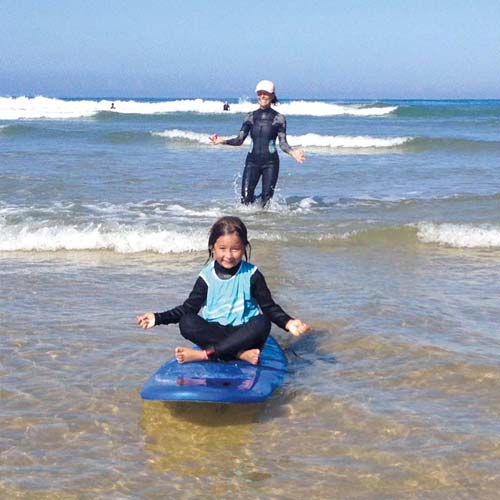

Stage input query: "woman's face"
[{"left": 257, "top": 91, "right": 273, "bottom": 109}]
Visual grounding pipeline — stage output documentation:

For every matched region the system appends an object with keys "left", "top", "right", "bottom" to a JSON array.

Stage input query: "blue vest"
[{"left": 199, "top": 260, "right": 261, "bottom": 326}]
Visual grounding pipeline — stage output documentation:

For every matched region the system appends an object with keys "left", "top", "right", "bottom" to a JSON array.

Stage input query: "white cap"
[{"left": 255, "top": 80, "right": 275, "bottom": 94}]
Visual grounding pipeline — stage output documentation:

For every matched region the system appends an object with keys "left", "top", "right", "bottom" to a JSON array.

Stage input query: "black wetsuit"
[
  {"left": 154, "top": 261, "right": 292, "bottom": 360},
  {"left": 224, "top": 108, "right": 292, "bottom": 206}
]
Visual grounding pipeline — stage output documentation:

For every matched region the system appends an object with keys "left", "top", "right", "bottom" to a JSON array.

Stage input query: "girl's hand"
[
  {"left": 209, "top": 134, "right": 225, "bottom": 145},
  {"left": 136, "top": 312, "right": 155, "bottom": 329},
  {"left": 286, "top": 319, "right": 311, "bottom": 336},
  {"left": 290, "top": 149, "right": 305, "bottom": 163}
]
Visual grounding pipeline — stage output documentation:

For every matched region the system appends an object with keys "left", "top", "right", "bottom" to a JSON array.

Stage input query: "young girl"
[{"left": 136, "top": 216, "right": 310, "bottom": 365}]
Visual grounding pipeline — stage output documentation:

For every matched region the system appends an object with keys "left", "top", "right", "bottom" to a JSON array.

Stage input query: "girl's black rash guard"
[
  {"left": 224, "top": 108, "right": 292, "bottom": 161},
  {"left": 154, "top": 261, "right": 292, "bottom": 330}
]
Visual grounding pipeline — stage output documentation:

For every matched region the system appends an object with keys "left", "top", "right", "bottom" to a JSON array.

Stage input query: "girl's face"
[
  {"left": 212, "top": 233, "right": 245, "bottom": 269},
  {"left": 257, "top": 91, "right": 272, "bottom": 109}
]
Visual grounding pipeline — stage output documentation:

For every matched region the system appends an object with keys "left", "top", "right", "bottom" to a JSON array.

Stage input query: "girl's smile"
[{"left": 212, "top": 233, "right": 245, "bottom": 269}]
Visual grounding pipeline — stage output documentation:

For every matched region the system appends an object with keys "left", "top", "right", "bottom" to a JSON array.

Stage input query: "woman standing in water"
[{"left": 210, "top": 80, "right": 305, "bottom": 206}]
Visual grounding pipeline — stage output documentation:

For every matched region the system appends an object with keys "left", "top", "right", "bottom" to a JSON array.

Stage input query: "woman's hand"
[
  {"left": 286, "top": 318, "right": 311, "bottom": 336},
  {"left": 209, "top": 134, "right": 225, "bottom": 145},
  {"left": 290, "top": 149, "right": 305, "bottom": 163},
  {"left": 136, "top": 312, "right": 155, "bottom": 329}
]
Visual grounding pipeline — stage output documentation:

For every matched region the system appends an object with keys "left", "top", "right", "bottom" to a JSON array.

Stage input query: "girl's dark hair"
[
  {"left": 208, "top": 216, "right": 251, "bottom": 261},
  {"left": 271, "top": 93, "right": 279, "bottom": 105}
]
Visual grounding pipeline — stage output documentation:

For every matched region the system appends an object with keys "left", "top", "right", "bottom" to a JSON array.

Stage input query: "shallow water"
[
  {"left": 2, "top": 241, "right": 500, "bottom": 498},
  {"left": 1, "top": 98, "right": 500, "bottom": 498}
]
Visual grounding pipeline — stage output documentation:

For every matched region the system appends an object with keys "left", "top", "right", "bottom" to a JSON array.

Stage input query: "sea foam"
[
  {"left": 0, "top": 223, "right": 207, "bottom": 254},
  {"left": 153, "top": 129, "right": 214, "bottom": 144},
  {"left": 417, "top": 222, "right": 500, "bottom": 248},
  {"left": 275, "top": 100, "right": 397, "bottom": 117},
  {"left": 152, "top": 129, "right": 412, "bottom": 149},
  {"left": 287, "top": 133, "right": 411, "bottom": 148},
  {"left": 0, "top": 96, "right": 109, "bottom": 119},
  {"left": 0, "top": 96, "right": 397, "bottom": 120}
]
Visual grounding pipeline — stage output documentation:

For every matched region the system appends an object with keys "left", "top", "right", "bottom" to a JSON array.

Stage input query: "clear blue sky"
[{"left": 2, "top": 0, "right": 500, "bottom": 99}]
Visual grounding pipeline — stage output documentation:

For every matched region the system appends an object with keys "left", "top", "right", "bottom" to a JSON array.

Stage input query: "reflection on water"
[
  {"left": 140, "top": 401, "right": 260, "bottom": 455},
  {"left": 139, "top": 401, "right": 280, "bottom": 498}
]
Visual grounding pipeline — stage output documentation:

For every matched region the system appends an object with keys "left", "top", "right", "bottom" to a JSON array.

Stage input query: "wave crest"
[
  {"left": 276, "top": 100, "right": 397, "bottom": 116},
  {"left": 0, "top": 96, "right": 397, "bottom": 120},
  {"left": 152, "top": 129, "right": 412, "bottom": 150},
  {"left": 0, "top": 96, "right": 109, "bottom": 119},
  {"left": 2, "top": 220, "right": 500, "bottom": 253},
  {"left": 0, "top": 223, "right": 207, "bottom": 254},
  {"left": 416, "top": 222, "right": 500, "bottom": 248}
]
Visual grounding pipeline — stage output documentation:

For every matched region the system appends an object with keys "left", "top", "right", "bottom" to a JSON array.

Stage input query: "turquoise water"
[{"left": 1, "top": 97, "right": 500, "bottom": 498}]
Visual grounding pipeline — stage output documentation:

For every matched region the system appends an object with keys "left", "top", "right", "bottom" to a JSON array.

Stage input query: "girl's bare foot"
[
  {"left": 175, "top": 347, "right": 208, "bottom": 364},
  {"left": 238, "top": 348, "right": 260, "bottom": 365}
]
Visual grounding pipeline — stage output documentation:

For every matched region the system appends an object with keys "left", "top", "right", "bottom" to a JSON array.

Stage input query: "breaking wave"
[
  {"left": 0, "top": 96, "right": 397, "bottom": 120},
  {"left": 152, "top": 129, "right": 412, "bottom": 150}
]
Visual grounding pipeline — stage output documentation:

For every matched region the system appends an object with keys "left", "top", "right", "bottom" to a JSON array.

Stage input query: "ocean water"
[{"left": 1, "top": 96, "right": 500, "bottom": 499}]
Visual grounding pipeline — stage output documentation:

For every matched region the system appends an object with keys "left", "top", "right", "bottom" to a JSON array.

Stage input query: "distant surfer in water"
[
  {"left": 110, "top": 102, "right": 116, "bottom": 110},
  {"left": 223, "top": 101, "right": 230, "bottom": 111},
  {"left": 210, "top": 80, "right": 305, "bottom": 207},
  {"left": 136, "top": 216, "right": 310, "bottom": 365}
]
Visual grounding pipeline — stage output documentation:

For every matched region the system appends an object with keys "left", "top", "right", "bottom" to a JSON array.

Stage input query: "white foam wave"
[
  {"left": 0, "top": 96, "right": 110, "bottom": 119},
  {"left": 417, "top": 222, "right": 500, "bottom": 248},
  {"left": 276, "top": 101, "right": 397, "bottom": 117},
  {"left": 152, "top": 129, "right": 411, "bottom": 149},
  {"left": 139, "top": 99, "right": 396, "bottom": 117},
  {"left": 164, "top": 204, "right": 222, "bottom": 218},
  {"left": 0, "top": 96, "right": 397, "bottom": 120},
  {"left": 0, "top": 223, "right": 207, "bottom": 254},
  {"left": 287, "top": 133, "right": 411, "bottom": 148},
  {"left": 152, "top": 129, "right": 215, "bottom": 144},
  {"left": 0, "top": 220, "right": 302, "bottom": 253},
  {"left": 107, "top": 98, "right": 230, "bottom": 115}
]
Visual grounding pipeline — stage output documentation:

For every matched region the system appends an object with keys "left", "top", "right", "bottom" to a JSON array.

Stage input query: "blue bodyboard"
[{"left": 140, "top": 336, "right": 287, "bottom": 403}]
